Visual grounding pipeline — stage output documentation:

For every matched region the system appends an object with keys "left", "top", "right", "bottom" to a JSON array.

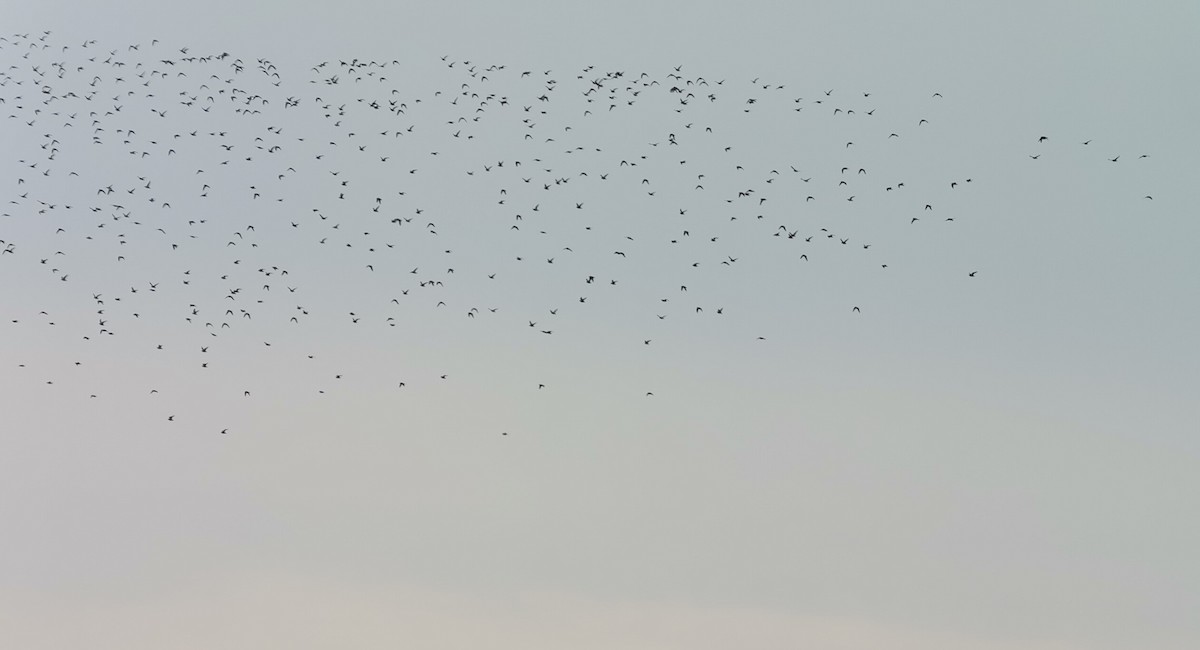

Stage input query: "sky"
[{"left": 1, "top": 2, "right": 1197, "bottom": 649}]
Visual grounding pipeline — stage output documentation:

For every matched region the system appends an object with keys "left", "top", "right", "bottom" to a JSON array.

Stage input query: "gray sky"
[{"left": 1, "top": 2, "right": 1197, "bottom": 649}]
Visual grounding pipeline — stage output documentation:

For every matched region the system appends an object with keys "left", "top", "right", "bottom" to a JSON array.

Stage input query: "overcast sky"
[{"left": 1, "top": 2, "right": 1197, "bottom": 649}]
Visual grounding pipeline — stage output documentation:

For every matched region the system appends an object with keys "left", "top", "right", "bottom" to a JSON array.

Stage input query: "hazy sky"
[{"left": 1, "top": 2, "right": 1197, "bottom": 649}]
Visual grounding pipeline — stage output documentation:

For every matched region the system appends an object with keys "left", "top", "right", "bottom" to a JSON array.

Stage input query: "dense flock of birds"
[{"left": 1, "top": 31, "right": 1159, "bottom": 435}]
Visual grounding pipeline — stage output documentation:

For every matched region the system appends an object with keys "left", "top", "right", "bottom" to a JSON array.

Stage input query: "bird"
[{"left": 0, "top": 32, "right": 1141, "bottom": 442}]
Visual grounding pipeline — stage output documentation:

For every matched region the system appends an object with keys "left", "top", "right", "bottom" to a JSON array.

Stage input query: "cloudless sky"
[{"left": 1, "top": 2, "right": 1197, "bottom": 649}]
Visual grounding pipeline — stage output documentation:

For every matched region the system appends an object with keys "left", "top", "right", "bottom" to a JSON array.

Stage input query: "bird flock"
[{"left": 1, "top": 31, "right": 1161, "bottom": 435}]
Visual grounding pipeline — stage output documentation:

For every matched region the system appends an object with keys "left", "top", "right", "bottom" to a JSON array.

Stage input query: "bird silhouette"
[{"left": 0, "top": 30, "right": 1158, "bottom": 438}]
